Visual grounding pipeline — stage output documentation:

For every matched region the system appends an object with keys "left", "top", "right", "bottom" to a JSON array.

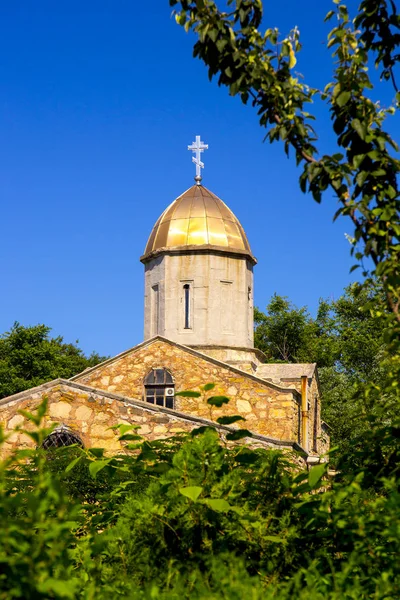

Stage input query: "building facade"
[{"left": 0, "top": 177, "right": 329, "bottom": 461}]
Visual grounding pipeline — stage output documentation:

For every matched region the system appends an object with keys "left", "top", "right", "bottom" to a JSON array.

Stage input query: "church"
[{"left": 0, "top": 137, "right": 329, "bottom": 462}]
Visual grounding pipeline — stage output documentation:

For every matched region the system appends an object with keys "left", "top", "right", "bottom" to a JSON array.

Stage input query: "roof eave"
[{"left": 140, "top": 245, "right": 257, "bottom": 265}]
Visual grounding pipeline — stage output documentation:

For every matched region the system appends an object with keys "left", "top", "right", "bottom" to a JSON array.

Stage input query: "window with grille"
[
  {"left": 144, "top": 368, "right": 175, "bottom": 409},
  {"left": 42, "top": 425, "right": 83, "bottom": 450}
]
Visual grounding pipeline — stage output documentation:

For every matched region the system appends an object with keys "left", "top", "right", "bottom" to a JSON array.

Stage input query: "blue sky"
[{"left": 0, "top": 0, "right": 395, "bottom": 357}]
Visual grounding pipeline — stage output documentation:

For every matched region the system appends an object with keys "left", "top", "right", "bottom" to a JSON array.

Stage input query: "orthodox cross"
[{"left": 188, "top": 135, "right": 208, "bottom": 184}]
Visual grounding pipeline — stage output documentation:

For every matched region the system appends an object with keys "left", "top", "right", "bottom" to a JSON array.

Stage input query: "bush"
[{"left": 1, "top": 401, "right": 400, "bottom": 598}]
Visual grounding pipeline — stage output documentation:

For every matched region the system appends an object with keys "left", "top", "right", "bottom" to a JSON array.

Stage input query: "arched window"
[
  {"left": 144, "top": 368, "right": 174, "bottom": 409},
  {"left": 42, "top": 425, "right": 83, "bottom": 450}
]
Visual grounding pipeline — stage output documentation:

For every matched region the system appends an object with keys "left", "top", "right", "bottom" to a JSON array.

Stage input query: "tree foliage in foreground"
[
  {"left": 0, "top": 323, "right": 107, "bottom": 400},
  {"left": 1, "top": 401, "right": 400, "bottom": 599}
]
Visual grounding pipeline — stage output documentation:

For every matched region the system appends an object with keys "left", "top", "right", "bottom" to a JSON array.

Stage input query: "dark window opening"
[
  {"left": 184, "top": 284, "right": 190, "bottom": 329},
  {"left": 42, "top": 426, "right": 83, "bottom": 450},
  {"left": 144, "top": 368, "right": 174, "bottom": 409}
]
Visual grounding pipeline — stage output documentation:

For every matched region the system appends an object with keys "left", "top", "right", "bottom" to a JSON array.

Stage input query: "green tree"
[
  {"left": 0, "top": 322, "right": 106, "bottom": 399},
  {"left": 255, "top": 282, "right": 391, "bottom": 459},
  {"left": 254, "top": 294, "right": 336, "bottom": 365}
]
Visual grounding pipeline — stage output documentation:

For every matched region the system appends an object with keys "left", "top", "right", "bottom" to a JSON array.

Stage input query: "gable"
[{"left": 72, "top": 337, "right": 301, "bottom": 442}]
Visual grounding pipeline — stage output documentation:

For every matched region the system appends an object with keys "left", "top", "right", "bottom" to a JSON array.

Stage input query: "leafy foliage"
[
  {"left": 0, "top": 322, "right": 107, "bottom": 399},
  {"left": 254, "top": 294, "right": 322, "bottom": 363},
  {"left": 1, "top": 400, "right": 400, "bottom": 598}
]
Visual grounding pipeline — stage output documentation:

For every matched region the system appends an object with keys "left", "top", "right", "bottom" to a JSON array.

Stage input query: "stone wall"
[
  {"left": 144, "top": 253, "right": 254, "bottom": 349},
  {"left": 0, "top": 381, "right": 305, "bottom": 459},
  {"left": 73, "top": 338, "right": 301, "bottom": 442},
  {"left": 189, "top": 345, "right": 264, "bottom": 374},
  {"left": 274, "top": 376, "right": 327, "bottom": 455}
]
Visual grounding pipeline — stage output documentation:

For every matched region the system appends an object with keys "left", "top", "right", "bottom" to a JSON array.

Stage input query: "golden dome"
[{"left": 141, "top": 185, "right": 255, "bottom": 263}]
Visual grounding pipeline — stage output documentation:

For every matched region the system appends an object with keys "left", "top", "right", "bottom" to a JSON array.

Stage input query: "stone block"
[
  {"left": 153, "top": 416, "right": 169, "bottom": 424},
  {"left": 154, "top": 425, "right": 168, "bottom": 433},
  {"left": 93, "top": 412, "right": 110, "bottom": 422},
  {"left": 7, "top": 414, "right": 24, "bottom": 429},
  {"left": 236, "top": 399, "right": 252, "bottom": 413},
  {"left": 75, "top": 405, "right": 93, "bottom": 421},
  {"left": 90, "top": 424, "right": 115, "bottom": 438},
  {"left": 49, "top": 401, "right": 72, "bottom": 419},
  {"left": 138, "top": 424, "right": 151, "bottom": 434}
]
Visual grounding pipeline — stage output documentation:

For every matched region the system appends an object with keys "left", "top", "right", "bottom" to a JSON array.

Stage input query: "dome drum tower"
[{"left": 141, "top": 183, "right": 263, "bottom": 371}]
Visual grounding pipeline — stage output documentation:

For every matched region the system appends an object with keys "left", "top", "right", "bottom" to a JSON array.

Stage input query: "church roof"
[
  {"left": 256, "top": 363, "right": 317, "bottom": 382},
  {"left": 141, "top": 185, "right": 255, "bottom": 263}
]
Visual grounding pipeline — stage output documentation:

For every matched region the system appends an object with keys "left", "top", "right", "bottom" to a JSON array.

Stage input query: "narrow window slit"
[{"left": 184, "top": 284, "right": 191, "bottom": 329}]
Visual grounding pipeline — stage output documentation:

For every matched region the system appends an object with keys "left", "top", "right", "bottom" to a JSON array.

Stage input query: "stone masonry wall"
[
  {"left": 276, "top": 376, "right": 327, "bottom": 455},
  {"left": 73, "top": 339, "right": 301, "bottom": 442},
  {"left": 0, "top": 382, "right": 303, "bottom": 459}
]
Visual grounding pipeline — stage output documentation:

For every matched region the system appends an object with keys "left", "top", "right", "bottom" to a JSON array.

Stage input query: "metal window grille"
[
  {"left": 144, "top": 368, "right": 174, "bottom": 409},
  {"left": 42, "top": 425, "right": 83, "bottom": 450}
]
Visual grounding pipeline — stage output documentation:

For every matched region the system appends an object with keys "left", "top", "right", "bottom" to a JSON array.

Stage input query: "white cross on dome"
[{"left": 188, "top": 135, "right": 208, "bottom": 184}]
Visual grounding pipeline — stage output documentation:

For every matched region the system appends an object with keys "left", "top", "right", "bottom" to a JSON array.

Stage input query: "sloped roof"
[{"left": 256, "top": 363, "right": 317, "bottom": 382}]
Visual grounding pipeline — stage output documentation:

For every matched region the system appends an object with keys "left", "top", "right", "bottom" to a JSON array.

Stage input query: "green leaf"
[
  {"left": 175, "top": 390, "right": 202, "bottom": 397},
  {"left": 125, "top": 443, "right": 143, "bottom": 450},
  {"left": 111, "top": 423, "right": 141, "bottom": 434},
  {"left": 88, "top": 448, "right": 105, "bottom": 458},
  {"left": 89, "top": 459, "right": 111, "bottom": 478},
  {"left": 226, "top": 429, "right": 252, "bottom": 441},
  {"left": 336, "top": 91, "right": 351, "bottom": 107},
  {"left": 207, "top": 395, "right": 230, "bottom": 407},
  {"left": 203, "top": 498, "right": 232, "bottom": 512},
  {"left": 308, "top": 463, "right": 327, "bottom": 489},
  {"left": 36, "top": 397, "right": 49, "bottom": 422},
  {"left": 65, "top": 455, "right": 83, "bottom": 473},
  {"left": 179, "top": 486, "right": 203, "bottom": 502},
  {"left": 217, "top": 415, "right": 246, "bottom": 425},
  {"left": 356, "top": 171, "right": 368, "bottom": 187},
  {"left": 118, "top": 433, "right": 142, "bottom": 441},
  {"left": 202, "top": 383, "right": 216, "bottom": 391},
  {"left": 352, "top": 154, "right": 366, "bottom": 169},
  {"left": 351, "top": 118, "right": 367, "bottom": 140},
  {"left": 288, "top": 45, "right": 297, "bottom": 69}
]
